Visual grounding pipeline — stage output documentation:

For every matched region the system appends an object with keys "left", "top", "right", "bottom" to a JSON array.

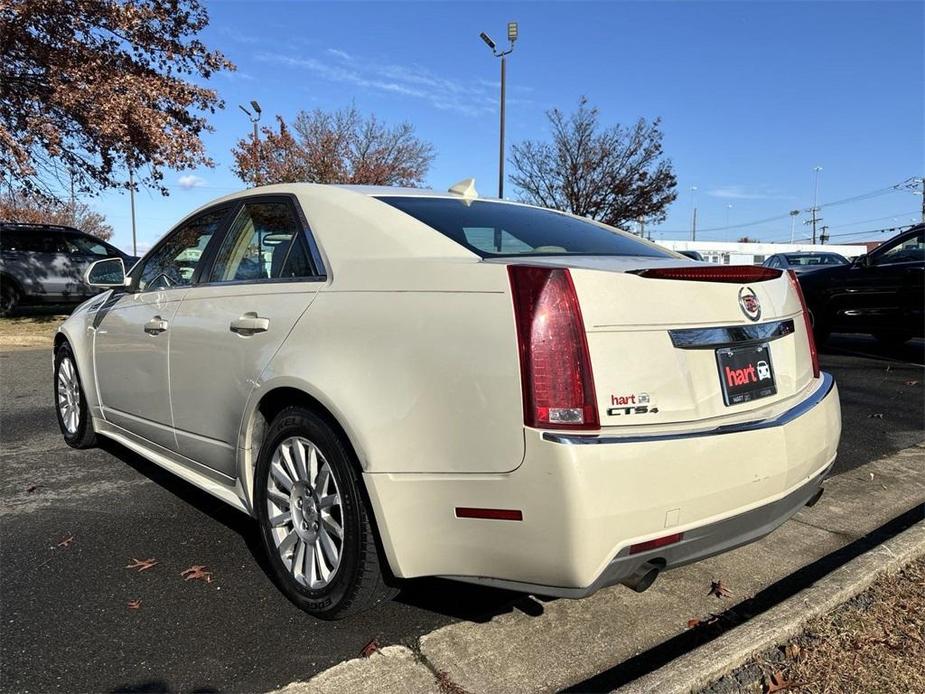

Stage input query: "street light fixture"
[
  {"left": 240, "top": 101, "right": 263, "bottom": 187},
  {"left": 479, "top": 22, "right": 518, "bottom": 198}
]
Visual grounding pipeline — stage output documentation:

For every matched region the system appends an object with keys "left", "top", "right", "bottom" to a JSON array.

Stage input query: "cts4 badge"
[{"left": 738, "top": 286, "right": 761, "bottom": 322}]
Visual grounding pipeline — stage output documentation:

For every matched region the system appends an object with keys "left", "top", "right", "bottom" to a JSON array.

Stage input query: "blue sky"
[{"left": 93, "top": 0, "right": 924, "bottom": 254}]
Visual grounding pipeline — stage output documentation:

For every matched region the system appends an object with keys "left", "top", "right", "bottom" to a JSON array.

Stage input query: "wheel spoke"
[
  {"left": 267, "top": 488, "right": 290, "bottom": 508},
  {"left": 314, "top": 463, "right": 330, "bottom": 496},
  {"left": 308, "top": 444, "right": 319, "bottom": 486},
  {"left": 277, "top": 528, "right": 298, "bottom": 557},
  {"left": 270, "top": 460, "right": 293, "bottom": 492},
  {"left": 318, "top": 528, "right": 339, "bottom": 566},
  {"left": 302, "top": 537, "right": 315, "bottom": 585},
  {"left": 292, "top": 439, "right": 309, "bottom": 481},
  {"left": 292, "top": 539, "right": 306, "bottom": 578},
  {"left": 318, "top": 494, "right": 338, "bottom": 510},
  {"left": 269, "top": 511, "right": 289, "bottom": 527},
  {"left": 280, "top": 442, "right": 299, "bottom": 483},
  {"left": 314, "top": 541, "right": 331, "bottom": 582},
  {"left": 322, "top": 513, "right": 343, "bottom": 539}
]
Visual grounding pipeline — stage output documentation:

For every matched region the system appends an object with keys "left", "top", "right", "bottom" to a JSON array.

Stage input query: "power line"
[{"left": 654, "top": 178, "right": 913, "bottom": 236}]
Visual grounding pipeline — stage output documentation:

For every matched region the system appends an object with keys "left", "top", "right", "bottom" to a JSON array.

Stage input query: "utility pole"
[
  {"left": 480, "top": 23, "right": 518, "bottom": 199},
  {"left": 820, "top": 225, "right": 829, "bottom": 245},
  {"left": 811, "top": 165, "right": 823, "bottom": 245},
  {"left": 690, "top": 185, "right": 698, "bottom": 241},
  {"left": 69, "top": 171, "right": 76, "bottom": 226},
  {"left": 128, "top": 168, "right": 137, "bottom": 257},
  {"left": 805, "top": 206, "right": 822, "bottom": 245},
  {"left": 239, "top": 101, "right": 263, "bottom": 186}
]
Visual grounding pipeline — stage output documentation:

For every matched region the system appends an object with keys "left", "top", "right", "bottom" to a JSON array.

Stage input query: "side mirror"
[
  {"left": 852, "top": 254, "right": 870, "bottom": 268},
  {"left": 84, "top": 257, "right": 127, "bottom": 287}
]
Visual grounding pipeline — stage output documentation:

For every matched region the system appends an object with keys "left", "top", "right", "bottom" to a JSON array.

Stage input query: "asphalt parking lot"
[{"left": 0, "top": 335, "right": 922, "bottom": 693}]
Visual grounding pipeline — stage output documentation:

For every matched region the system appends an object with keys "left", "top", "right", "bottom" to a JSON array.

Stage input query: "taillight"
[
  {"left": 631, "top": 266, "right": 782, "bottom": 283},
  {"left": 508, "top": 266, "right": 599, "bottom": 430},
  {"left": 788, "top": 270, "right": 820, "bottom": 378}
]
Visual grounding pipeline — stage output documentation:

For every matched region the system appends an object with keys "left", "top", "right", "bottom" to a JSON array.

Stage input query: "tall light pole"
[
  {"left": 689, "top": 185, "right": 698, "bottom": 241},
  {"left": 480, "top": 23, "right": 518, "bottom": 199},
  {"left": 789, "top": 209, "right": 800, "bottom": 244},
  {"left": 811, "top": 165, "right": 823, "bottom": 244},
  {"left": 239, "top": 100, "right": 262, "bottom": 186},
  {"left": 128, "top": 167, "right": 137, "bottom": 256}
]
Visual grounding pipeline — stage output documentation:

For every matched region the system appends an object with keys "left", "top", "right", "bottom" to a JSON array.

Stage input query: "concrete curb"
[{"left": 617, "top": 517, "right": 925, "bottom": 694}]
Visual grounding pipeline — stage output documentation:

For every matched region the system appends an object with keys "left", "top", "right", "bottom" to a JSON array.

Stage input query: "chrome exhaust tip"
[{"left": 620, "top": 562, "right": 660, "bottom": 593}]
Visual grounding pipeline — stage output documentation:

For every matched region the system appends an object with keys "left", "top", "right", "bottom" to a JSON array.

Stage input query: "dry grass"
[
  {"left": 732, "top": 559, "right": 925, "bottom": 693},
  {"left": 0, "top": 314, "right": 66, "bottom": 349}
]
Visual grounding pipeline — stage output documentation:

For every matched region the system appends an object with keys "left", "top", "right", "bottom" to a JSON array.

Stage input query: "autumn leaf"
[
  {"left": 56, "top": 535, "right": 75, "bottom": 549},
  {"left": 709, "top": 580, "right": 733, "bottom": 599},
  {"left": 784, "top": 643, "right": 802, "bottom": 660},
  {"left": 180, "top": 565, "right": 213, "bottom": 583},
  {"left": 125, "top": 558, "right": 158, "bottom": 573},
  {"left": 25, "top": 484, "right": 42, "bottom": 493},
  {"left": 765, "top": 670, "right": 791, "bottom": 692},
  {"left": 687, "top": 618, "right": 701, "bottom": 629},
  {"left": 360, "top": 639, "right": 381, "bottom": 658},
  {"left": 127, "top": 599, "right": 142, "bottom": 610}
]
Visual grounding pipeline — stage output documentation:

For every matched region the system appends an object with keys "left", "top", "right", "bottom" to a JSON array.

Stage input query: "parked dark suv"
[
  {"left": 0, "top": 223, "right": 135, "bottom": 316},
  {"left": 797, "top": 224, "right": 924, "bottom": 345}
]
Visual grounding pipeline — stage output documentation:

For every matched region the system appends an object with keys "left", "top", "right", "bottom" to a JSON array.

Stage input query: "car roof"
[{"left": 0, "top": 222, "right": 83, "bottom": 234}]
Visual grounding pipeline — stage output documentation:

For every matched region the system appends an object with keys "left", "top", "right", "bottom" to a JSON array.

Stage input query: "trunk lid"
[{"left": 501, "top": 256, "right": 815, "bottom": 428}]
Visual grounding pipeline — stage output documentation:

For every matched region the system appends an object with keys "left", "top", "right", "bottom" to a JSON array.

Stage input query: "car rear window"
[
  {"left": 784, "top": 254, "right": 846, "bottom": 266},
  {"left": 376, "top": 197, "right": 671, "bottom": 258}
]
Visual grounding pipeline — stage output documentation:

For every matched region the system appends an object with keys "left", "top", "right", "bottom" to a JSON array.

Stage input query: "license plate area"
[{"left": 716, "top": 343, "right": 777, "bottom": 406}]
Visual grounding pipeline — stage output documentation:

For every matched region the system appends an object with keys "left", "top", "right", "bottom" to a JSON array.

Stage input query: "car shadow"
[
  {"left": 96, "top": 437, "right": 555, "bottom": 624},
  {"left": 821, "top": 333, "right": 924, "bottom": 364}
]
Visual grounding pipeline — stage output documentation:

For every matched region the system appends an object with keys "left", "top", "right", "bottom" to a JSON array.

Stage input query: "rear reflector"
[
  {"left": 787, "top": 270, "right": 821, "bottom": 378},
  {"left": 631, "top": 266, "right": 782, "bottom": 283},
  {"left": 508, "top": 266, "right": 599, "bottom": 430},
  {"left": 629, "top": 533, "right": 683, "bottom": 555},
  {"left": 455, "top": 507, "right": 523, "bottom": 521}
]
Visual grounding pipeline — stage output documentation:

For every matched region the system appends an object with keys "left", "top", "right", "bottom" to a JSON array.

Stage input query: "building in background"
[{"left": 655, "top": 240, "right": 867, "bottom": 265}]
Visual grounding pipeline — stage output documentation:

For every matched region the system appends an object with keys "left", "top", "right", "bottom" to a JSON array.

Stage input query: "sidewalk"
[{"left": 273, "top": 443, "right": 925, "bottom": 694}]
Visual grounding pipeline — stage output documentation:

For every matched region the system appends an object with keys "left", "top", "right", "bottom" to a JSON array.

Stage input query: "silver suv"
[{"left": 0, "top": 223, "right": 135, "bottom": 315}]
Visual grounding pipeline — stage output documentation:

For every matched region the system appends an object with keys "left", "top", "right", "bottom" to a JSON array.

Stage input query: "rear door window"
[
  {"left": 207, "top": 201, "right": 313, "bottom": 283},
  {"left": 376, "top": 197, "right": 671, "bottom": 258}
]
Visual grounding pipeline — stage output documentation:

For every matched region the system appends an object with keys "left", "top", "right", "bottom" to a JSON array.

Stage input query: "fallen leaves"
[
  {"left": 125, "top": 558, "right": 158, "bottom": 572},
  {"left": 25, "top": 484, "right": 42, "bottom": 493},
  {"left": 905, "top": 380, "right": 919, "bottom": 386},
  {"left": 709, "top": 579, "right": 733, "bottom": 599},
  {"left": 765, "top": 670, "right": 791, "bottom": 692},
  {"left": 56, "top": 535, "right": 75, "bottom": 549},
  {"left": 180, "top": 565, "right": 213, "bottom": 583},
  {"left": 127, "top": 599, "right": 142, "bottom": 610},
  {"left": 359, "top": 639, "right": 380, "bottom": 658},
  {"left": 868, "top": 412, "right": 884, "bottom": 419},
  {"left": 784, "top": 642, "right": 802, "bottom": 660}
]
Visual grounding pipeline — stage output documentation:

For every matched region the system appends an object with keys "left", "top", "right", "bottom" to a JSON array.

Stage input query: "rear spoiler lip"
[{"left": 628, "top": 266, "right": 783, "bottom": 283}]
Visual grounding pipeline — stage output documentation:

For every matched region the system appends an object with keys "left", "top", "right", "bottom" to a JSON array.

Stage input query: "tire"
[
  {"left": 54, "top": 342, "right": 97, "bottom": 449},
  {"left": 254, "top": 406, "right": 397, "bottom": 619},
  {"left": 0, "top": 279, "right": 19, "bottom": 317},
  {"left": 873, "top": 332, "right": 912, "bottom": 347}
]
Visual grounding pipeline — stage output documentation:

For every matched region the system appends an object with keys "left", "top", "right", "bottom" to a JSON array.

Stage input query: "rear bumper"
[
  {"left": 365, "top": 372, "right": 841, "bottom": 594},
  {"left": 445, "top": 461, "right": 831, "bottom": 598}
]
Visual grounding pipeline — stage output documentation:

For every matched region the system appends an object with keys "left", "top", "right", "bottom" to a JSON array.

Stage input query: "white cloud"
[
  {"left": 256, "top": 52, "right": 504, "bottom": 117},
  {"left": 177, "top": 175, "right": 207, "bottom": 190},
  {"left": 707, "top": 185, "right": 791, "bottom": 200}
]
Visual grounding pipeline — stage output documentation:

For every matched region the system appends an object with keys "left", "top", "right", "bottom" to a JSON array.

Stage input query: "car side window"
[
  {"left": 207, "top": 201, "right": 312, "bottom": 283},
  {"left": 66, "top": 235, "right": 112, "bottom": 257},
  {"left": 137, "top": 208, "right": 227, "bottom": 291},
  {"left": 872, "top": 231, "right": 924, "bottom": 266}
]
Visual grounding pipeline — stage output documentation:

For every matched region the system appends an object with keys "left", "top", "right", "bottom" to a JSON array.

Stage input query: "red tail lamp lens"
[
  {"left": 787, "top": 270, "right": 820, "bottom": 378},
  {"left": 508, "top": 266, "right": 599, "bottom": 430}
]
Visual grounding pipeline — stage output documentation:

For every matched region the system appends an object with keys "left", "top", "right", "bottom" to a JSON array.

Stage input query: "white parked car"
[{"left": 54, "top": 182, "right": 841, "bottom": 619}]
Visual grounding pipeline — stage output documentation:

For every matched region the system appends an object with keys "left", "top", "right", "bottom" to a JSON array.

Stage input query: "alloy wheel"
[
  {"left": 56, "top": 357, "right": 81, "bottom": 434},
  {"left": 266, "top": 436, "right": 344, "bottom": 589}
]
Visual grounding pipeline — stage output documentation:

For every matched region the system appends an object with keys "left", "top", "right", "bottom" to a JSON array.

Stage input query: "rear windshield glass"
[
  {"left": 376, "top": 197, "right": 671, "bottom": 258},
  {"left": 784, "top": 254, "right": 847, "bottom": 266}
]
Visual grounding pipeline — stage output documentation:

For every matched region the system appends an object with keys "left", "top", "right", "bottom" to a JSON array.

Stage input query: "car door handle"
[
  {"left": 144, "top": 316, "right": 169, "bottom": 335},
  {"left": 230, "top": 313, "right": 270, "bottom": 335}
]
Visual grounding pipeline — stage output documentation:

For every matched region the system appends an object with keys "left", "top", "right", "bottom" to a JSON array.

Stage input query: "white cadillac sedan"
[{"left": 54, "top": 182, "right": 841, "bottom": 619}]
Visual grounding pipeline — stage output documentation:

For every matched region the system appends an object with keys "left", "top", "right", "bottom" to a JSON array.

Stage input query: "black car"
[
  {"left": 677, "top": 249, "right": 705, "bottom": 261},
  {"left": 0, "top": 223, "right": 136, "bottom": 316},
  {"left": 763, "top": 251, "right": 849, "bottom": 273},
  {"left": 797, "top": 225, "right": 924, "bottom": 345}
]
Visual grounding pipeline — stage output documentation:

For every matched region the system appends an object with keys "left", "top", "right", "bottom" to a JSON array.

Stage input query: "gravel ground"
[{"left": 701, "top": 558, "right": 925, "bottom": 693}]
